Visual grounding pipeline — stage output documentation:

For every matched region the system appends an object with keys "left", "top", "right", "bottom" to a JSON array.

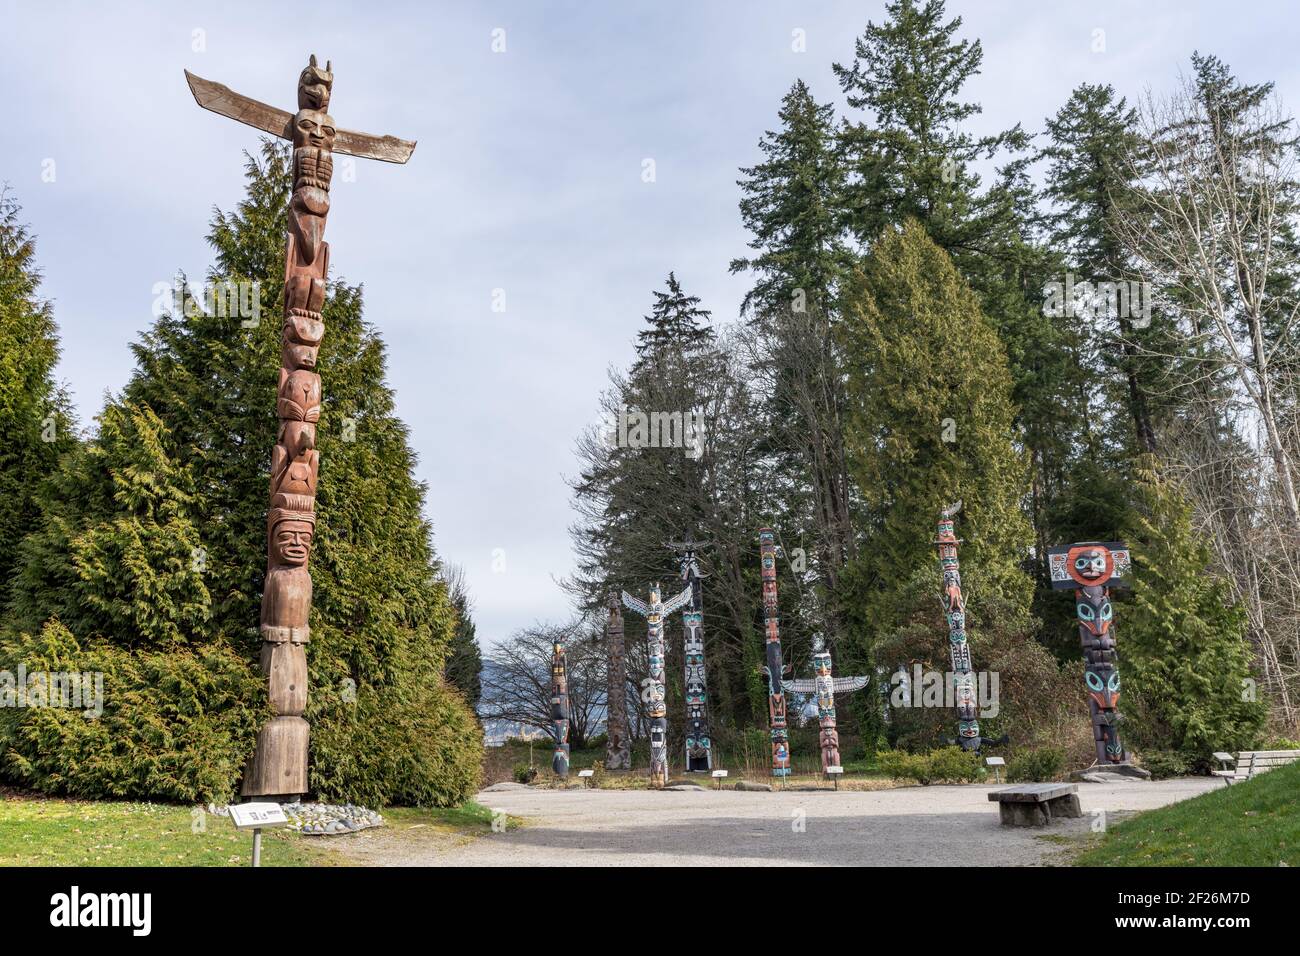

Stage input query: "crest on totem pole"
[{"left": 1046, "top": 542, "right": 1132, "bottom": 590}]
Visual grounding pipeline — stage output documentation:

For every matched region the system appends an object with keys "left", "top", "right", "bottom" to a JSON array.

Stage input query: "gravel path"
[{"left": 358, "top": 776, "right": 1220, "bottom": 866}]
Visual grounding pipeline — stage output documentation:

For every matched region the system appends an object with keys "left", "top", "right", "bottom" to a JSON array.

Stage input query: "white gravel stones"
[{"left": 281, "top": 801, "right": 385, "bottom": 836}]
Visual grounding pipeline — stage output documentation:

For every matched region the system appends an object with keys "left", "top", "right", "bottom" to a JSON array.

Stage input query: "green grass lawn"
[
  {"left": 1074, "top": 759, "right": 1300, "bottom": 866},
  {"left": 0, "top": 790, "right": 508, "bottom": 867}
]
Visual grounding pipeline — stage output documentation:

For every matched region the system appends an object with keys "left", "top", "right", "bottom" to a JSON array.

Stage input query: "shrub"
[
  {"left": 512, "top": 762, "right": 537, "bottom": 784},
  {"left": 876, "top": 746, "right": 983, "bottom": 785},
  {"left": 0, "top": 621, "right": 266, "bottom": 803},
  {"left": 1139, "top": 750, "right": 1189, "bottom": 781},
  {"left": 1006, "top": 747, "right": 1064, "bottom": 783}
]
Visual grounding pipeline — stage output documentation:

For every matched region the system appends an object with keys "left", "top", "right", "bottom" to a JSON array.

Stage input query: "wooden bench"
[
  {"left": 1211, "top": 750, "right": 1300, "bottom": 786},
  {"left": 988, "top": 783, "right": 1082, "bottom": 827}
]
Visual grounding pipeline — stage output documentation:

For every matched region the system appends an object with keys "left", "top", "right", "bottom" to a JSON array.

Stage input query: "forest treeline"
[{"left": 556, "top": 0, "right": 1297, "bottom": 770}]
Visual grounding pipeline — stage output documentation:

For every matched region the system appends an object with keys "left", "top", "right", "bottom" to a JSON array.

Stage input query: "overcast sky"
[{"left": 2, "top": 1, "right": 1298, "bottom": 648}]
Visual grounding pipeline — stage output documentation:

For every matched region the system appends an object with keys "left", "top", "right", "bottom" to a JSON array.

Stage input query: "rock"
[
  {"left": 481, "top": 782, "right": 531, "bottom": 793},
  {"left": 664, "top": 784, "right": 706, "bottom": 791},
  {"left": 734, "top": 780, "right": 774, "bottom": 792},
  {"left": 281, "top": 800, "right": 385, "bottom": 836},
  {"left": 1071, "top": 763, "right": 1152, "bottom": 783}
]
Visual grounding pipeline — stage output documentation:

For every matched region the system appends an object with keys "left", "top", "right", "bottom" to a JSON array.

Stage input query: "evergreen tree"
[
  {"left": 832, "top": 0, "right": 1028, "bottom": 267},
  {"left": 730, "top": 82, "right": 858, "bottom": 650},
  {"left": 3, "top": 143, "right": 481, "bottom": 806},
  {"left": 442, "top": 565, "right": 483, "bottom": 709},
  {"left": 1041, "top": 83, "right": 1162, "bottom": 456},
  {"left": 840, "top": 221, "right": 1035, "bottom": 638},
  {"left": 0, "top": 193, "right": 74, "bottom": 593},
  {"left": 731, "top": 80, "right": 850, "bottom": 316},
  {"left": 833, "top": 0, "right": 1086, "bottom": 625},
  {"left": 634, "top": 272, "right": 714, "bottom": 362},
  {"left": 1121, "top": 460, "right": 1267, "bottom": 765}
]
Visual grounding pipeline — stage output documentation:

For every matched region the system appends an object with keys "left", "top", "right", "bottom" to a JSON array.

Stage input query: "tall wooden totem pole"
[
  {"left": 1047, "top": 542, "right": 1138, "bottom": 768},
  {"left": 934, "top": 502, "right": 981, "bottom": 751},
  {"left": 551, "top": 641, "right": 570, "bottom": 778},
  {"left": 758, "top": 529, "right": 791, "bottom": 777},
  {"left": 186, "top": 59, "right": 415, "bottom": 797},
  {"left": 603, "top": 592, "right": 632, "bottom": 770},
  {"left": 622, "top": 583, "right": 692, "bottom": 787},
  {"left": 667, "top": 539, "right": 713, "bottom": 772},
  {"left": 782, "top": 635, "right": 868, "bottom": 774}
]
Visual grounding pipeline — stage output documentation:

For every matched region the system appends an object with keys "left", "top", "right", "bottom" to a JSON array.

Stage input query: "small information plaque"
[
  {"left": 825, "top": 766, "right": 844, "bottom": 774},
  {"left": 711, "top": 770, "right": 728, "bottom": 778},
  {"left": 228, "top": 803, "right": 289, "bottom": 830},
  {"left": 577, "top": 769, "right": 594, "bottom": 778}
]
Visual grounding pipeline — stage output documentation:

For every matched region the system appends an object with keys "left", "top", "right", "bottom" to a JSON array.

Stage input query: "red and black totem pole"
[{"left": 1047, "top": 541, "right": 1144, "bottom": 772}]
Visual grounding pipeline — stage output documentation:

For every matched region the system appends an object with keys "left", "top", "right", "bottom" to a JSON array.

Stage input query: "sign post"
[{"left": 229, "top": 802, "right": 290, "bottom": 867}]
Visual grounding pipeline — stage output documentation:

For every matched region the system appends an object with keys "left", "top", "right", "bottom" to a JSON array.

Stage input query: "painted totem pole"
[
  {"left": 782, "top": 635, "right": 869, "bottom": 773},
  {"left": 186, "top": 59, "right": 415, "bottom": 797},
  {"left": 551, "top": 641, "right": 570, "bottom": 777},
  {"left": 622, "top": 583, "right": 693, "bottom": 787},
  {"left": 1047, "top": 542, "right": 1134, "bottom": 766},
  {"left": 933, "top": 502, "right": 983, "bottom": 751},
  {"left": 758, "top": 529, "right": 791, "bottom": 777},
  {"left": 603, "top": 592, "right": 632, "bottom": 771},
  {"left": 667, "top": 539, "right": 713, "bottom": 772}
]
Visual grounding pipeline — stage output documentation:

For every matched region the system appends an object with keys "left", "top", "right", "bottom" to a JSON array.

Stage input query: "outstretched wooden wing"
[
  {"left": 621, "top": 591, "right": 649, "bottom": 618},
  {"left": 185, "top": 70, "right": 417, "bottom": 164},
  {"left": 832, "top": 676, "right": 870, "bottom": 693},
  {"left": 782, "top": 679, "right": 818, "bottom": 694}
]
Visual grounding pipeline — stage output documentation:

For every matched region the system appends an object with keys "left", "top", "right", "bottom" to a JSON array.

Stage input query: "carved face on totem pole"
[
  {"left": 814, "top": 654, "right": 831, "bottom": 678},
  {"left": 271, "top": 516, "right": 315, "bottom": 567},
  {"left": 1085, "top": 661, "right": 1121, "bottom": 710},
  {"left": 292, "top": 109, "right": 337, "bottom": 152},
  {"left": 283, "top": 311, "right": 326, "bottom": 369},
  {"left": 1075, "top": 588, "right": 1113, "bottom": 637},
  {"left": 1047, "top": 542, "right": 1131, "bottom": 590}
]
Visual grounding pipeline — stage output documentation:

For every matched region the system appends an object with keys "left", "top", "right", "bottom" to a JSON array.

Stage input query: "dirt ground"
[{"left": 328, "top": 776, "right": 1220, "bottom": 866}]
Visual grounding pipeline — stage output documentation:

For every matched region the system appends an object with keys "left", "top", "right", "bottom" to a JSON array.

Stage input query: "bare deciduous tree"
[{"left": 479, "top": 622, "right": 607, "bottom": 748}]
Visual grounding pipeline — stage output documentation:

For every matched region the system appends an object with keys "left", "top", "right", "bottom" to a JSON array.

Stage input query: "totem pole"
[
  {"left": 782, "top": 635, "right": 869, "bottom": 774},
  {"left": 186, "top": 60, "right": 415, "bottom": 797},
  {"left": 622, "top": 583, "right": 693, "bottom": 787},
  {"left": 603, "top": 592, "right": 631, "bottom": 771},
  {"left": 667, "top": 538, "right": 713, "bottom": 772},
  {"left": 933, "top": 501, "right": 993, "bottom": 752},
  {"left": 1047, "top": 541, "right": 1138, "bottom": 768},
  {"left": 551, "top": 640, "right": 570, "bottom": 777},
  {"left": 758, "top": 529, "right": 791, "bottom": 777}
]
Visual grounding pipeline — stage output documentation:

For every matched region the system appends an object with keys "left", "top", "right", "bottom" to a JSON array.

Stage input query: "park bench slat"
[
  {"left": 988, "top": 783, "right": 1077, "bottom": 803},
  {"left": 1213, "top": 749, "right": 1299, "bottom": 785}
]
